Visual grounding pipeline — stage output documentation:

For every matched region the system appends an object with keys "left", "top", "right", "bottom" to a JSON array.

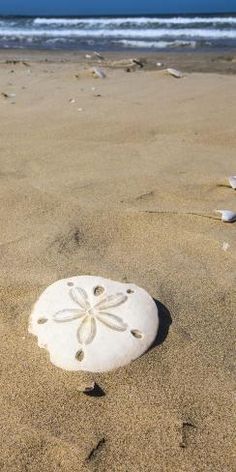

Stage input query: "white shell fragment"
[
  {"left": 166, "top": 67, "right": 183, "bottom": 78},
  {"left": 215, "top": 210, "right": 236, "bottom": 222},
  {"left": 228, "top": 176, "right": 236, "bottom": 189},
  {"left": 222, "top": 242, "right": 230, "bottom": 251},
  {"left": 29, "top": 276, "right": 159, "bottom": 373},
  {"left": 94, "top": 51, "right": 105, "bottom": 60},
  {"left": 77, "top": 379, "right": 95, "bottom": 393},
  {"left": 91, "top": 67, "right": 106, "bottom": 79}
]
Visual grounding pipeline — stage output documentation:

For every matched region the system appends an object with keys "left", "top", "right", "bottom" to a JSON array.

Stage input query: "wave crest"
[
  {"left": 33, "top": 16, "right": 236, "bottom": 27},
  {"left": 1, "top": 28, "right": 236, "bottom": 40}
]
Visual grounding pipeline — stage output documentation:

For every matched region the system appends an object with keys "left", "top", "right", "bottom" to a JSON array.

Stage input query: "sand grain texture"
[{"left": 0, "top": 54, "right": 235, "bottom": 471}]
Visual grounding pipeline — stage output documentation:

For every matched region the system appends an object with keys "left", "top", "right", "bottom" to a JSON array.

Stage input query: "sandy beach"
[{"left": 0, "top": 50, "right": 235, "bottom": 471}]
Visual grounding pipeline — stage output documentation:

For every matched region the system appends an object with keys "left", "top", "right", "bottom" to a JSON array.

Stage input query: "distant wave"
[
  {"left": 115, "top": 39, "right": 197, "bottom": 49},
  {"left": 33, "top": 16, "right": 236, "bottom": 26},
  {"left": 2, "top": 28, "right": 236, "bottom": 39},
  {"left": 1, "top": 15, "right": 236, "bottom": 51}
]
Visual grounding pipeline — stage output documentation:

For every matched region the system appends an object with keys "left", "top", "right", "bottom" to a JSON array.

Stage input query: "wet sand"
[
  {"left": 0, "top": 50, "right": 235, "bottom": 471},
  {"left": 1, "top": 48, "right": 236, "bottom": 73}
]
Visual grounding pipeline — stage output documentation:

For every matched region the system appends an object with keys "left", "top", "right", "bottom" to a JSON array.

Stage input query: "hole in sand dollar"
[
  {"left": 94, "top": 285, "right": 105, "bottom": 296},
  {"left": 127, "top": 289, "right": 134, "bottom": 294},
  {"left": 75, "top": 349, "right": 84, "bottom": 361},
  {"left": 67, "top": 282, "right": 74, "bottom": 287},
  {"left": 131, "top": 329, "right": 143, "bottom": 339},
  {"left": 37, "top": 318, "right": 48, "bottom": 324}
]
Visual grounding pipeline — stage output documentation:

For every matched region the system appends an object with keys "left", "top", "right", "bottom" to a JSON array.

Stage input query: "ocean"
[{"left": 0, "top": 14, "right": 236, "bottom": 51}]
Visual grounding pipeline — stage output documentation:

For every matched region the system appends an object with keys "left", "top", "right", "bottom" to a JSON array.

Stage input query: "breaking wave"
[
  {"left": 0, "top": 14, "right": 236, "bottom": 50},
  {"left": 1, "top": 28, "right": 236, "bottom": 39},
  {"left": 33, "top": 16, "right": 236, "bottom": 26}
]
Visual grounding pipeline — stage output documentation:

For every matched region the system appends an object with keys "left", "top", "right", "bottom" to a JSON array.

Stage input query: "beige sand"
[{"left": 0, "top": 52, "right": 235, "bottom": 471}]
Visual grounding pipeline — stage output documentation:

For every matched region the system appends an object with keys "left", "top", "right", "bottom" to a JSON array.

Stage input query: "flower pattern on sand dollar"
[{"left": 53, "top": 287, "right": 128, "bottom": 345}]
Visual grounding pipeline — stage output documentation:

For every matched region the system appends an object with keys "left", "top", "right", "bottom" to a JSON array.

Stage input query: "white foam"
[
  {"left": 1, "top": 28, "right": 236, "bottom": 40},
  {"left": 115, "top": 39, "right": 197, "bottom": 49},
  {"left": 33, "top": 16, "right": 236, "bottom": 26}
]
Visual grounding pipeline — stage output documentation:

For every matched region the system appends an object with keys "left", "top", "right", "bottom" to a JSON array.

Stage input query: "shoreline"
[{"left": 1, "top": 48, "right": 236, "bottom": 73}]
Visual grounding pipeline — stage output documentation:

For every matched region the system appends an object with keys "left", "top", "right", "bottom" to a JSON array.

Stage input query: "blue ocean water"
[{"left": 0, "top": 14, "right": 236, "bottom": 51}]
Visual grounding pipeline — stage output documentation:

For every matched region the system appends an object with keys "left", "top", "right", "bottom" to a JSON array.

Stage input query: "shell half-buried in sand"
[
  {"left": 215, "top": 209, "right": 236, "bottom": 222},
  {"left": 29, "top": 276, "right": 159, "bottom": 373},
  {"left": 228, "top": 176, "right": 236, "bottom": 190}
]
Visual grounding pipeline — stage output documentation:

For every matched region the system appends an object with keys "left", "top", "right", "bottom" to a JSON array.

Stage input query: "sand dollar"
[{"left": 29, "top": 276, "right": 159, "bottom": 373}]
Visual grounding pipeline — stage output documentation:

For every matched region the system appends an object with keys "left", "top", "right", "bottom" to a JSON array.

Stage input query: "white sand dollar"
[{"left": 29, "top": 276, "right": 159, "bottom": 373}]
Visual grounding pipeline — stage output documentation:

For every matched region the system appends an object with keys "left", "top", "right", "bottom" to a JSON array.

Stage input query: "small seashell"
[
  {"left": 215, "top": 210, "right": 236, "bottom": 222},
  {"left": 85, "top": 54, "right": 92, "bottom": 59},
  {"left": 132, "top": 58, "right": 144, "bottom": 68},
  {"left": 69, "top": 98, "right": 76, "bottom": 103},
  {"left": 222, "top": 242, "right": 230, "bottom": 251},
  {"left": 77, "top": 379, "right": 95, "bottom": 393},
  {"left": 94, "top": 51, "right": 105, "bottom": 60},
  {"left": 166, "top": 68, "right": 183, "bottom": 78},
  {"left": 91, "top": 67, "right": 106, "bottom": 79},
  {"left": 29, "top": 276, "right": 159, "bottom": 373},
  {"left": 83, "top": 382, "right": 95, "bottom": 393},
  {"left": 156, "top": 62, "right": 164, "bottom": 67},
  {"left": 228, "top": 176, "right": 236, "bottom": 190}
]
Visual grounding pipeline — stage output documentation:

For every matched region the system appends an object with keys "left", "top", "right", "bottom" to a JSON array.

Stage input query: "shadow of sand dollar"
[{"left": 150, "top": 299, "right": 172, "bottom": 349}]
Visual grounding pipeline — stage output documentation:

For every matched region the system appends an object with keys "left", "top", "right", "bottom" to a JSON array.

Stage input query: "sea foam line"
[
  {"left": 115, "top": 39, "right": 197, "bottom": 48},
  {"left": 33, "top": 16, "right": 236, "bottom": 26},
  {"left": 2, "top": 28, "right": 236, "bottom": 39}
]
